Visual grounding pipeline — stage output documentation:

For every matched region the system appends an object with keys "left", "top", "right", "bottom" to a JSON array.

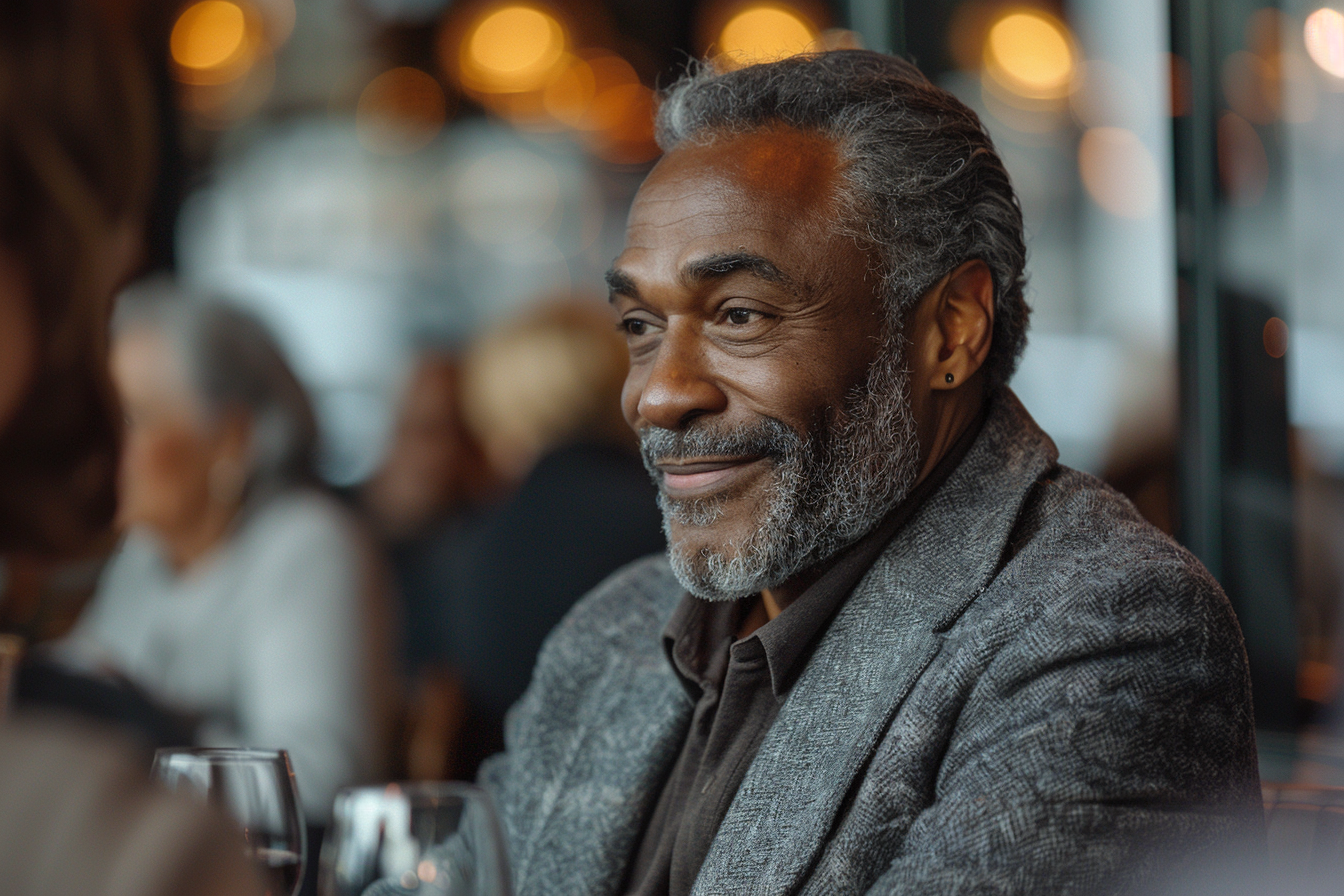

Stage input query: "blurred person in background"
[
  {"left": 0, "top": 2, "right": 260, "bottom": 894},
  {"left": 403, "top": 300, "right": 664, "bottom": 779},
  {"left": 355, "top": 349, "right": 495, "bottom": 782},
  {"left": 53, "top": 283, "right": 397, "bottom": 824},
  {"left": 359, "top": 351, "right": 494, "bottom": 545},
  {"left": 356, "top": 351, "right": 493, "bottom": 702}
]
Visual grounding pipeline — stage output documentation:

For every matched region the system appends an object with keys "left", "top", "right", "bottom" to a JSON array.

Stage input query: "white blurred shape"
[
  {"left": 448, "top": 148, "right": 561, "bottom": 246},
  {"left": 177, "top": 119, "right": 605, "bottom": 484},
  {"left": 1305, "top": 8, "right": 1344, "bottom": 78},
  {"left": 1072, "top": 0, "right": 1175, "bottom": 351}
]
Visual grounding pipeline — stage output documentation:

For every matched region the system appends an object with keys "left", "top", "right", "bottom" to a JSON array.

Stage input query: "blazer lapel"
[{"left": 692, "top": 389, "right": 1060, "bottom": 896}]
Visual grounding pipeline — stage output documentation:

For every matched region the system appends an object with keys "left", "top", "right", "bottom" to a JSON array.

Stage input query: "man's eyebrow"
[
  {"left": 682, "top": 252, "right": 792, "bottom": 287},
  {"left": 605, "top": 268, "right": 638, "bottom": 302}
]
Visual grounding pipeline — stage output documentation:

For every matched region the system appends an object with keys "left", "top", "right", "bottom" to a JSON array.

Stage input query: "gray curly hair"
[
  {"left": 656, "top": 50, "right": 1030, "bottom": 387},
  {"left": 113, "top": 280, "right": 319, "bottom": 499}
]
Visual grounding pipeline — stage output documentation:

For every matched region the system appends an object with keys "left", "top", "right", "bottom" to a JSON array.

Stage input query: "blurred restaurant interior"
[{"left": 5, "top": 0, "right": 1344, "bottom": 878}]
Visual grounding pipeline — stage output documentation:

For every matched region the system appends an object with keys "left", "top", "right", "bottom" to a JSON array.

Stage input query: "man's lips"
[{"left": 655, "top": 456, "right": 767, "bottom": 495}]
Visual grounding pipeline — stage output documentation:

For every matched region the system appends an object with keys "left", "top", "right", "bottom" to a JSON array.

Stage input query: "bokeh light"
[
  {"left": 542, "top": 54, "right": 599, "bottom": 127},
  {"left": 1077, "top": 127, "right": 1159, "bottom": 219},
  {"left": 1222, "top": 50, "right": 1280, "bottom": 124},
  {"left": 572, "top": 55, "right": 639, "bottom": 130},
  {"left": 356, "top": 67, "right": 449, "bottom": 155},
  {"left": 983, "top": 10, "right": 1075, "bottom": 100},
  {"left": 585, "top": 80, "right": 659, "bottom": 165},
  {"left": 171, "top": 0, "right": 258, "bottom": 84},
  {"left": 256, "top": 0, "right": 297, "bottom": 47},
  {"left": 717, "top": 4, "right": 818, "bottom": 68},
  {"left": 1245, "top": 7, "right": 1285, "bottom": 60},
  {"left": 459, "top": 5, "right": 568, "bottom": 94},
  {"left": 179, "top": 49, "right": 275, "bottom": 128},
  {"left": 1305, "top": 8, "right": 1344, "bottom": 78},
  {"left": 1264, "top": 317, "right": 1290, "bottom": 358},
  {"left": 1280, "top": 51, "right": 1320, "bottom": 122},
  {"left": 172, "top": 1, "right": 245, "bottom": 70},
  {"left": 1169, "top": 53, "right": 1193, "bottom": 117}
]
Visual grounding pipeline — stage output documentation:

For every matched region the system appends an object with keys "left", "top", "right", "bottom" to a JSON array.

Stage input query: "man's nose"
[{"left": 634, "top": 324, "right": 728, "bottom": 431}]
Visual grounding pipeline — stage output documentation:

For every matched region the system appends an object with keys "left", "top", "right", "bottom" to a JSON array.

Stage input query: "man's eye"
[
  {"left": 726, "top": 308, "right": 756, "bottom": 325},
  {"left": 621, "top": 318, "right": 648, "bottom": 336}
]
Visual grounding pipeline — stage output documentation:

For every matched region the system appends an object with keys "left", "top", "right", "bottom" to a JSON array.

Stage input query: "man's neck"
[{"left": 915, "top": 382, "right": 986, "bottom": 484}]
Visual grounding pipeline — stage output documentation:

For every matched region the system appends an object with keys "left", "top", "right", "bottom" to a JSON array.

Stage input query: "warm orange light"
[
  {"left": 983, "top": 10, "right": 1075, "bottom": 100},
  {"left": 1222, "top": 50, "right": 1280, "bottom": 124},
  {"left": 540, "top": 52, "right": 657, "bottom": 164},
  {"left": 356, "top": 67, "right": 448, "bottom": 155},
  {"left": 586, "top": 81, "right": 659, "bottom": 165},
  {"left": 1305, "top": 8, "right": 1344, "bottom": 78},
  {"left": 1300, "top": 659, "right": 1335, "bottom": 703},
  {"left": 717, "top": 5, "right": 817, "bottom": 68},
  {"left": 575, "top": 55, "right": 639, "bottom": 129},
  {"left": 542, "top": 55, "right": 599, "bottom": 127},
  {"left": 460, "top": 5, "right": 567, "bottom": 94},
  {"left": 1078, "top": 127, "right": 1159, "bottom": 219},
  {"left": 171, "top": 1, "right": 248, "bottom": 71},
  {"left": 1245, "top": 8, "right": 1285, "bottom": 61}
]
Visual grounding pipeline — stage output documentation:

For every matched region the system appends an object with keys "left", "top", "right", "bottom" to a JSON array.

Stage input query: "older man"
[{"left": 481, "top": 51, "right": 1261, "bottom": 896}]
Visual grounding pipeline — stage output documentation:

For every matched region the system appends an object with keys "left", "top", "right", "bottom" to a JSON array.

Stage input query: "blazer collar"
[{"left": 693, "top": 387, "right": 1060, "bottom": 895}]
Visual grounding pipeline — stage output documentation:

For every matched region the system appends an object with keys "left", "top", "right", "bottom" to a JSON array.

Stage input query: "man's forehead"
[{"left": 631, "top": 127, "right": 844, "bottom": 226}]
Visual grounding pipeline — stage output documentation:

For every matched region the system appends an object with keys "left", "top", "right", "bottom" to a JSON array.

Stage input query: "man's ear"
[{"left": 927, "top": 259, "right": 994, "bottom": 391}]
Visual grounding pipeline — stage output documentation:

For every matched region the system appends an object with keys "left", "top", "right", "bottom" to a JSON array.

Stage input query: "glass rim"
[
  {"left": 332, "top": 780, "right": 491, "bottom": 804},
  {"left": 154, "top": 746, "right": 291, "bottom": 763}
]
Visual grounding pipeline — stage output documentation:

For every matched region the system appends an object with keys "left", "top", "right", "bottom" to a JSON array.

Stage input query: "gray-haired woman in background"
[{"left": 56, "top": 283, "right": 395, "bottom": 823}]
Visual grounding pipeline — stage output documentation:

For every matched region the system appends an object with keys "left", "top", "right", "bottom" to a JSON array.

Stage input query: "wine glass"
[
  {"left": 152, "top": 746, "right": 307, "bottom": 896},
  {"left": 318, "top": 782, "right": 511, "bottom": 896}
]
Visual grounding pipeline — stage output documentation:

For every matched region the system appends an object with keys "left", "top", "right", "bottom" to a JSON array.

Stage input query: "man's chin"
[{"left": 663, "top": 522, "right": 783, "bottom": 602}]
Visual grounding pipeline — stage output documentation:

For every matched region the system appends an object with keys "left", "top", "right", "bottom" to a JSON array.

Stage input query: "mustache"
[{"left": 638, "top": 417, "right": 801, "bottom": 474}]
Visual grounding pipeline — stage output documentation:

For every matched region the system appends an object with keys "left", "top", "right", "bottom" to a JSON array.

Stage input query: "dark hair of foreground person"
[
  {"left": 0, "top": 0, "right": 156, "bottom": 558},
  {"left": 0, "top": 3, "right": 262, "bottom": 895}
]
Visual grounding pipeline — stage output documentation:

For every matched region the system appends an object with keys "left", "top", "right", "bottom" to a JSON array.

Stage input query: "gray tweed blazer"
[{"left": 480, "top": 388, "right": 1263, "bottom": 896}]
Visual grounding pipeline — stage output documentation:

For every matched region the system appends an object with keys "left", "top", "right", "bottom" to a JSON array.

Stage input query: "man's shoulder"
[
  {"left": 1007, "top": 463, "right": 1219, "bottom": 600},
  {"left": 536, "top": 552, "right": 682, "bottom": 667},
  {"left": 968, "top": 462, "right": 1244, "bottom": 667}
]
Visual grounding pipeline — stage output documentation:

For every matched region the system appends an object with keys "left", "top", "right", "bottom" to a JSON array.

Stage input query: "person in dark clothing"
[
  {"left": 442, "top": 439, "right": 664, "bottom": 773},
  {"left": 398, "top": 302, "right": 664, "bottom": 779}
]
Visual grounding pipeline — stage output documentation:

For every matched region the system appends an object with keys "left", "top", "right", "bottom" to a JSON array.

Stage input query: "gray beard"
[{"left": 639, "top": 338, "right": 921, "bottom": 602}]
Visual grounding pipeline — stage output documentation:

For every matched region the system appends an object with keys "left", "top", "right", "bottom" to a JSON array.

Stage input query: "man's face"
[{"left": 609, "top": 126, "right": 921, "bottom": 600}]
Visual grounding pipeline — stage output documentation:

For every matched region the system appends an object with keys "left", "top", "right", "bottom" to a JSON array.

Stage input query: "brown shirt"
[{"left": 623, "top": 414, "right": 984, "bottom": 896}]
